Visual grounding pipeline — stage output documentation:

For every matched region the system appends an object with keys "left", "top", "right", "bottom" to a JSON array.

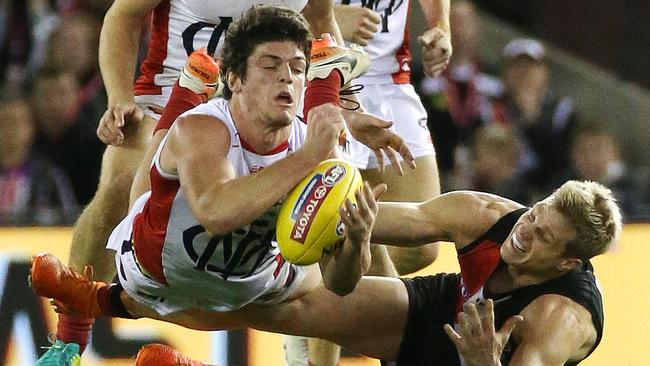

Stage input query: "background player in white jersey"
[
  {"left": 41, "top": 0, "right": 410, "bottom": 363},
  {"left": 303, "top": 1, "right": 452, "bottom": 363},
  {"left": 32, "top": 7, "right": 384, "bottom": 364},
  {"left": 335, "top": 0, "right": 452, "bottom": 274}
]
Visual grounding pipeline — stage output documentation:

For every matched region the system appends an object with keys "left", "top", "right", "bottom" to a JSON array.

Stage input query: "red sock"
[
  {"left": 303, "top": 71, "right": 342, "bottom": 121},
  {"left": 97, "top": 283, "right": 135, "bottom": 319},
  {"left": 56, "top": 313, "right": 95, "bottom": 354},
  {"left": 155, "top": 81, "right": 209, "bottom": 132}
]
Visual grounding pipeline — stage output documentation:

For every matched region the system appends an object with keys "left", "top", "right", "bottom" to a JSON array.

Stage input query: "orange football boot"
[
  {"left": 135, "top": 343, "right": 217, "bottom": 366},
  {"left": 308, "top": 33, "right": 369, "bottom": 85},
  {"left": 178, "top": 48, "right": 222, "bottom": 99},
  {"left": 29, "top": 253, "right": 105, "bottom": 318}
]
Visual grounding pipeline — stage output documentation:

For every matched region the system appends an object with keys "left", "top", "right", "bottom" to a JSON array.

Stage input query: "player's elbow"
[
  {"left": 195, "top": 203, "right": 238, "bottom": 236},
  {"left": 323, "top": 272, "right": 361, "bottom": 297},
  {"left": 324, "top": 279, "right": 357, "bottom": 297}
]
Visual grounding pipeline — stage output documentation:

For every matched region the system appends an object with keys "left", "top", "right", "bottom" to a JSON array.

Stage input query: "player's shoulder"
[{"left": 517, "top": 294, "right": 597, "bottom": 358}]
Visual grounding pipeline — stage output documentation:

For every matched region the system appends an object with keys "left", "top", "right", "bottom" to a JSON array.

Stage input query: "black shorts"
[{"left": 383, "top": 273, "right": 461, "bottom": 366}]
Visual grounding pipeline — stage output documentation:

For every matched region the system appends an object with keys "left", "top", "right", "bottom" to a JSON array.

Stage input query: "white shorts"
[
  {"left": 347, "top": 83, "right": 435, "bottom": 170},
  {"left": 106, "top": 192, "right": 306, "bottom": 316},
  {"left": 134, "top": 86, "right": 173, "bottom": 121}
]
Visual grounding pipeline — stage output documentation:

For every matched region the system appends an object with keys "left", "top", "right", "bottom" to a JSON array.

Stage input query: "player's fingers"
[
  {"left": 355, "top": 186, "right": 372, "bottom": 222},
  {"left": 363, "top": 8, "right": 382, "bottom": 24},
  {"left": 338, "top": 205, "right": 351, "bottom": 228},
  {"left": 385, "top": 146, "right": 404, "bottom": 176},
  {"left": 97, "top": 113, "right": 122, "bottom": 145},
  {"left": 417, "top": 33, "right": 435, "bottom": 47},
  {"left": 112, "top": 108, "right": 126, "bottom": 128},
  {"left": 484, "top": 299, "right": 496, "bottom": 333},
  {"left": 353, "top": 36, "right": 369, "bottom": 47},
  {"left": 425, "top": 61, "right": 450, "bottom": 78},
  {"left": 457, "top": 312, "right": 472, "bottom": 338},
  {"left": 463, "top": 302, "right": 483, "bottom": 334},
  {"left": 498, "top": 315, "right": 524, "bottom": 341},
  {"left": 443, "top": 324, "right": 463, "bottom": 349},
  {"left": 371, "top": 183, "right": 387, "bottom": 202},
  {"left": 374, "top": 149, "right": 385, "bottom": 173},
  {"left": 370, "top": 116, "right": 393, "bottom": 129},
  {"left": 131, "top": 104, "right": 144, "bottom": 122},
  {"left": 391, "top": 134, "right": 415, "bottom": 169},
  {"left": 422, "top": 52, "right": 450, "bottom": 67},
  {"left": 355, "top": 27, "right": 377, "bottom": 45},
  {"left": 344, "top": 198, "right": 360, "bottom": 223},
  {"left": 361, "top": 16, "right": 380, "bottom": 32}
]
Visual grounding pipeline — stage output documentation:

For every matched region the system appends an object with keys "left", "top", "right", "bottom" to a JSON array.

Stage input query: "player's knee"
[{"left": 390, "top": 244, "right": 439, "bottom": 275}]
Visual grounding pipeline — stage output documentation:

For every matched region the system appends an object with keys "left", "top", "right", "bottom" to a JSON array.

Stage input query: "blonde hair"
[{"left": 552, "top": 180, "right": 622, "bottom": 259}]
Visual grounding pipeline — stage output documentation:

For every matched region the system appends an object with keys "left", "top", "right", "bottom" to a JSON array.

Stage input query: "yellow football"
[{"left": 276, "top": 159, "right": 362, "bottom": 265}]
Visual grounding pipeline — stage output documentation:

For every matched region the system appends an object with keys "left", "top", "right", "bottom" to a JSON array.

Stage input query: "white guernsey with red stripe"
[
  {"left": 336, "top": 0, "right": 435, "bottom": 170},
  {"left": 106, "top": 98, "right": 308, "bottom": 315},
  {"left": 336, "top": 0, "right": 412, "bottom": 84},
  {"left": 134, "top": 0, "right": 309, "bottom": 96}
]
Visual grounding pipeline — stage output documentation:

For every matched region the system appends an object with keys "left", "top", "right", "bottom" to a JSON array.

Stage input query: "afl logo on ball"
[{"left": 322, "top": 165, "right": 346, "bottom": 186}]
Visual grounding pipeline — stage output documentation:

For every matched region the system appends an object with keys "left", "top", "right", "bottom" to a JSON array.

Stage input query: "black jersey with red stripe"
[{"left": 389, "top": 208, "right": 604, "bottom": 365}]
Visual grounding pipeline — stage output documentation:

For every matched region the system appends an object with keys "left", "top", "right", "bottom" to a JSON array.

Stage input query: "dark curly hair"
[{"left": 220, "top": 6, "right": 312, "bottom": 99}]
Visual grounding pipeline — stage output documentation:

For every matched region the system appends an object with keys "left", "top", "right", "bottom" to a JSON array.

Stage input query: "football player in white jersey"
[
  {"left": 32, "top": 6, "right": 384, "bottom": 365},
  {"left": 39, "top": 0, "right": 410, "bottom": 364},
  {"left": 335, "top": 0, "right": 452, "bottom": 274}
]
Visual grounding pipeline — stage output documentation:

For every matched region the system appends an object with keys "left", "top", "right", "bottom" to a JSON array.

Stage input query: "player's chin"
[
  {"left": 500, "top": 243, "right": 524, "bottom": 265},
  {"left": 269, "top": 111, "right": 294, "bottom": 128},
  {"left": 275, "top": 106, "right": 296, "bottom": 122}
]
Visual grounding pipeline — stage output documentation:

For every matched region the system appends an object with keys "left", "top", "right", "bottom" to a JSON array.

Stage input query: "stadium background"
[{"left": 1, "top": 0, "right": 649, "bottom": 365}]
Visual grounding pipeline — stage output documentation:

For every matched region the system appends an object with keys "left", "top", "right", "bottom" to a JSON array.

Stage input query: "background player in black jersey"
[{"left": 33, "top": 178, "right": 620, "bottom": 365}]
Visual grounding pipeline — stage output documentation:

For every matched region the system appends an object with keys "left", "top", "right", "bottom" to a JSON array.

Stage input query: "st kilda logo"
[{"left": 290, "top": 165, "right": 347, "bottom": 243}]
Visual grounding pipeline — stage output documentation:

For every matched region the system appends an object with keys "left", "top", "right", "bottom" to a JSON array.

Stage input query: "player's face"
[
  {"left": 501, "top": 200, "right": 577, "bottom": 272},
  {"left": 240, "top": 41, "right": 306, "bottom": 127}
]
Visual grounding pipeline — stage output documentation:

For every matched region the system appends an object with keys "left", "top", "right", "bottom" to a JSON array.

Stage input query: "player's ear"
[
  {"left": 557, "top": 257, "right": 582, "bottom": 272},
  {"left": 227, "top": 71, "right": 242, "bottom": 94}
]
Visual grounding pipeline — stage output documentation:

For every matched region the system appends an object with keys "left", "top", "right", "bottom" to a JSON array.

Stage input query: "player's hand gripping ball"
[{"left": 277, "top": 159, "right": 362, "bottom": 265}]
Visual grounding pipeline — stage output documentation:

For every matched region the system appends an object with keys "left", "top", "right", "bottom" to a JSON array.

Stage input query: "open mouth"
[
  {"left": 511, "top": 234, "right": 526, "bottom": 253},
  {"left": 275, "top": 91, "right": 293, "bottom": 105}
]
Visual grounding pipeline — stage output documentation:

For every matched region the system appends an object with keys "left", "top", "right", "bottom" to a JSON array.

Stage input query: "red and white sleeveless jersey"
[
  {"left": 335, "top": 0, "right": 411, "bottom": 84},
  {"left": 134, "top": 0, "right": 309, "bottom": 95},
  {"left": 130, "top": 98, "right": 307, "bottom": 311}
]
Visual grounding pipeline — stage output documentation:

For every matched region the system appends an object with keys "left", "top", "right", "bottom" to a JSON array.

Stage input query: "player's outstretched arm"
[
  {"left": 97, "top": 0, "right": 161, "bottom": 144},
  {"left": 321, "top": 182, "right": 386, "bottom": 296},
  {"left": 372, "top": 191, "right": 523, "bottom": 249}
]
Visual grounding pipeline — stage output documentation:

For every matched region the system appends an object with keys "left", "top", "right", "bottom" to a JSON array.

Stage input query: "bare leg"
[
  {"left": 362, "top": 155, "right": 441, "bottom": 275},
  {"left": 68, "top": 114, "right": 156, "bottom": 281}
]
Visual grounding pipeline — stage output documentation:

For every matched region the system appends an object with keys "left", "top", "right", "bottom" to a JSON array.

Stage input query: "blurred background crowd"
[{"left": 1, "top": 0, "right": 648, "bottom": 227}]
